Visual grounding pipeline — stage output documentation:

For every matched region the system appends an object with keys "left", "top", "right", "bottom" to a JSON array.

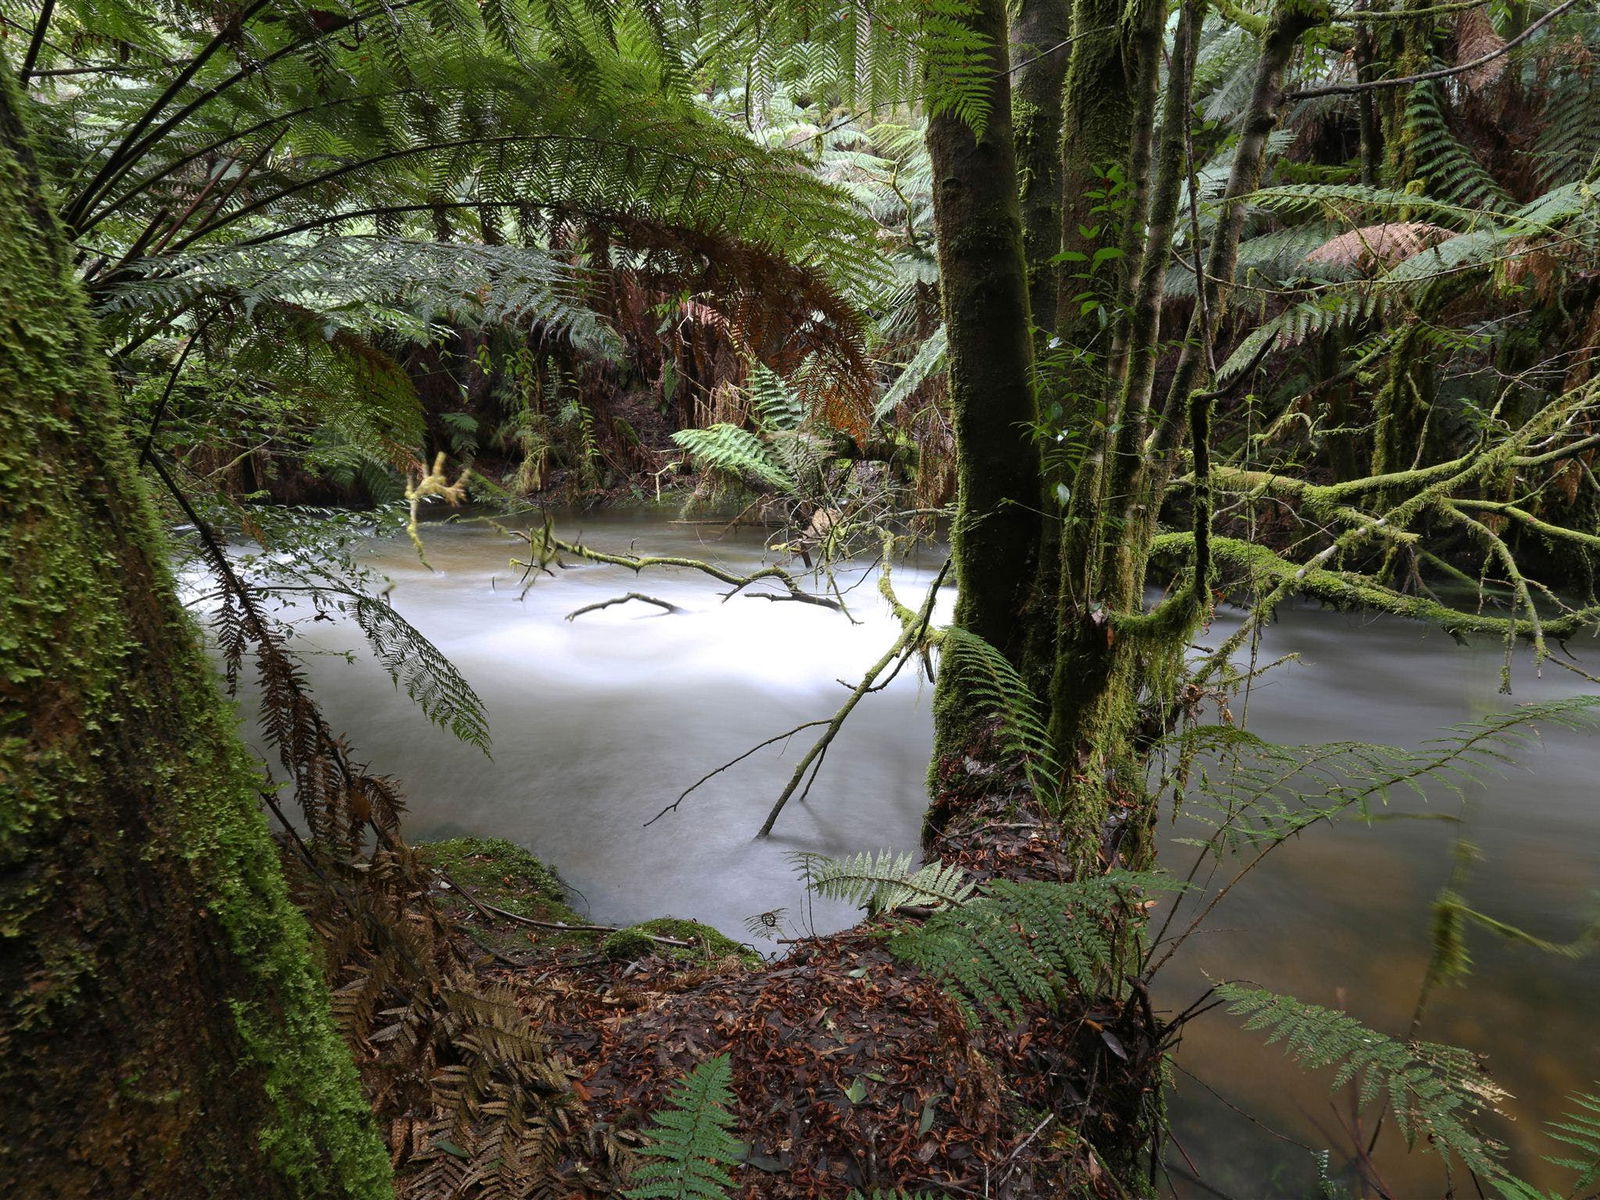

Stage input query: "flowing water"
[{"left": 238, "top": 510, "right": 1599, "bottom": 1195}]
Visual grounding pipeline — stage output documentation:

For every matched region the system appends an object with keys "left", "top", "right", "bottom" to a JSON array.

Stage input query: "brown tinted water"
[{"left": 227, "top": 511, "right": 1599, "bottom": 1196}]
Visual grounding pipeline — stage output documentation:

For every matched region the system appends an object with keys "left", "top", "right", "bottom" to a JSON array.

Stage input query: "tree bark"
[
  {"left": 925, "top": 0, "right": 1044, "bottom": 784},
  {"left": 1010, "top": 0, "right": 1072, "bottom": 336},
  {"left": 0, "top": 66, "right": 390, "bottom": 1200}
]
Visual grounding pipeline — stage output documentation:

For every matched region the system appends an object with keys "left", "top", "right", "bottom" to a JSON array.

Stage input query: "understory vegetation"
[{"left": 4, "top": 0, "right": 1600, "bottom": 1195}]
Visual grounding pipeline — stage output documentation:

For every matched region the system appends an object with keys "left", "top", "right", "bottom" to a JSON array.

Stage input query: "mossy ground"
[
  {"left": 416, "top": 838, "right": 760, "bottom": 967},
  {"left": 418, "top": 836, "right": 593, "bottom": 957},
  {"left": 601, "top": 918, "right": 760, "bottom": 966}
]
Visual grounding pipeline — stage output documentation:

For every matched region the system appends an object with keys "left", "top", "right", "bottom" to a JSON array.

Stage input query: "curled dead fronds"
[{"left": 1307, "top": 222, "right": 1457, "bottom": 271}]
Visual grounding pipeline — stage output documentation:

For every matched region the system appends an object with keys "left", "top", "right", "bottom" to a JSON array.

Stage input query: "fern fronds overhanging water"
[{"left": 1216, "top": 984, "right": 1513, "bottom": 1180}]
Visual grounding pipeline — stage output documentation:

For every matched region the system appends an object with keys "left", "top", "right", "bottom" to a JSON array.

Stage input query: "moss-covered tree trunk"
[
  {"left": 924, "top": 0, "right": 1045, "bottom": 787},
  {"left": 1010, "top": 0, "right": 1071, "bottom": 336},
  {"left": 0, "top": 68, "right": 390, "bottom": 1200}
]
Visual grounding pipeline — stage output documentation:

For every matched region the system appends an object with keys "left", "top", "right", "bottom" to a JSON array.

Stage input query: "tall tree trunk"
[
  {"left": 925, "top": 0, "right": 1045, "bottom": 795},
  {"left": 1052, "top": 0, "right": 1152, "bottom": 352},
  {"left": 0, "top": 67, "right": 390, "bottom": 1200},
  {"left": 1010, "top": 0, "right": 1072, "bottom": 337},
  {"left": 1048, "top": 0, "right": 1330, "bottom": 868}
]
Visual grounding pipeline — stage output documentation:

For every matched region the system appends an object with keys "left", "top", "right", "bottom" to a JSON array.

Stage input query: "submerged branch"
[
  {"left": 498, "top": 517, "right": 852, "bottom": 619},
  {"left": 757, "top": 560, "right": 950, "bottom": 838},
  {"left": 565, "top": 592, "right": 683, "bottom": 620}
]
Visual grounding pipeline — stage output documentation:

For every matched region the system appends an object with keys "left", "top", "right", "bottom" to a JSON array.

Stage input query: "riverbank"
[{"left": 334, "top": 823, "right": 1154, "bottom": 1199}]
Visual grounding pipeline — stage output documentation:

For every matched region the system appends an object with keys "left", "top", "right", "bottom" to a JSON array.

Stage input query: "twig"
[
  {"left": 1288, "top": 0, "right": 1583, "bottom": 98},
  {"left": 741, "top": 589, "right": 847, "bottom": 610},
  {"left": 644, "top": 719, "right": 833, "bottom": 827},
  {"left": 756, "top": 561, "right": 949, "bottom": 837},
  {"left": 565, "top": 592, "right": 683, "bottom": 620},
  {"left": 430, "top": 869, "right": 693, "bottom": 946}
]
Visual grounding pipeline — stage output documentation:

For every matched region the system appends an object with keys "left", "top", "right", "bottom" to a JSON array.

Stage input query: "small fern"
[
  {"left": 1495, "top": 1084, "right": 1600, "bottom": 1197},
  {"left": 939, "top": 627, "right": 1061, "bottom": 803},
  {"left": 791, "top": 849, "right": 976, "bottom": 913},
  {"left": 1544, "top": 1088, "right": 1600, "bottom": 1193},
  {"left": 888, "top": 872, "right": 1182, "bottom": 1022},
  {"left": 625, "top": 1055, "right": 743, "bottom": 1200},
  {"left": 1217, "top": 983, "right": 1511, "bottom": 1178}
]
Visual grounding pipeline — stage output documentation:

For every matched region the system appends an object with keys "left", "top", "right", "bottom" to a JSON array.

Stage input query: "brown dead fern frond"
[{"left": 1307, "top": 222, "right": 1457, "bottom": 271}]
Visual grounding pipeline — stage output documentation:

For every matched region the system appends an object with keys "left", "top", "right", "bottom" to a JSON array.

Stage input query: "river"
[{"left": 238, "top": 509, "right": 1600, "bottom": 1196}]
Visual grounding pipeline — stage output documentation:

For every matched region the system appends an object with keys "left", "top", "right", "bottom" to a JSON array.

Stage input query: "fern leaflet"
[
  {"left": 1217, "top": 984, "right": 1510, "bottom": 1178},
  {"left": 791, "top": 849, "right": 976, "bottom": 913},
  {"left": 625, "top": 1055, "right": 742, "bottom": 1200}
]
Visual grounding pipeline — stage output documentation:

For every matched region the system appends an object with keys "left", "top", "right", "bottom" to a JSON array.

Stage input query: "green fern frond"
[
  {"left": 874, "top": 325, "right": 947, "bottom": 422},
  {"left": 1404, "top": 81, "right": 1514, "bottom": 214},
  {"left": 1162, "top": 697, "right": 1600, "bottom": 852},
  {"left": 1217, "top": 984, "right": 1511, "bottom": 1178},
  {"left": 790, "top": 849, "right": 976, "bottom": 913},
  {"left": 1247, "top": 184, "right": 1494, "bottom": 229},
  {"left": 939, "top": 628, "right": 1060, "bottom": 802},
  {"left": 1545, "top": 1088, "right": 1600, "bottom": 1191},
  {"left": 746, "top": 363, "right": 807, "bottom": 433},
  {"left": 671, "top": 425, "right": 796, "bottom": 491},
  {"left": 889, "top": 872, "right": 1182, "bottom": 1022},
  {"left": 1494, "top": 1085, "right": 1600, "bottom": 1198},
  {"left": 625, "top": 1055, "right": 742, "bottom": 1200},
  {"left": 349, "top": 595, "right": 492, "bottom": 751}
]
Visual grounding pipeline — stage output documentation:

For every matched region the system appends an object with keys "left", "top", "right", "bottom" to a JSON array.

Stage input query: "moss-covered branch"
[{"left": 1153, "top": 532, "right": 1600, "bottom": 643}]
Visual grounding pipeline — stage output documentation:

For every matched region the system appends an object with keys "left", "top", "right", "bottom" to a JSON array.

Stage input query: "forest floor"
[{"left": 393, "top": 781, "right": 1157, "bottom": 1198}]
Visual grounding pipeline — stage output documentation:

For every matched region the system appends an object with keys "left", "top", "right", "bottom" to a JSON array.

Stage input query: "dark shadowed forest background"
[{"left": 4, "top": 0, "right": 1600, "bottom": 1196}]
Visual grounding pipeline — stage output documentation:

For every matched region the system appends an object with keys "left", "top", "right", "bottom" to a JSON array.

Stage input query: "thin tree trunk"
[
  {"left": 1047, "top": 0, "right": 1331, "bottom": 868},
  {"left": 0, "top": 65, "right": 390, "bottom": 1200},
  {"left": 1052, "top": 0, "right": 1149, "bottom": 351}
]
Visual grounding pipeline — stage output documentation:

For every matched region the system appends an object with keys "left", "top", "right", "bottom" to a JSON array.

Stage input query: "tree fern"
[
  {"left": 1404, "top": 80, "right": 1514, "bottom": 214},
  {"left": 625, "top": 1055, "right": 742, "bottom": 1200},
  {"left": 790, "top": 849, "right": 976, "bottom": 913},
  {"left": 1217, "top": 983, "right": 1511, "bottom": 1179}
]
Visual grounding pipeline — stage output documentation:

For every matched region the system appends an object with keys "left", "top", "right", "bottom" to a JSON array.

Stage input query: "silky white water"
[{"left": 229, "top": 510, "right": 1599, "bottom": 1193}]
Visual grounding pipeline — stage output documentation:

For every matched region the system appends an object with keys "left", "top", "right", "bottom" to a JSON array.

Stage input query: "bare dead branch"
[{"left": 565, "top": 592, "right": 684, "bottom": 621}]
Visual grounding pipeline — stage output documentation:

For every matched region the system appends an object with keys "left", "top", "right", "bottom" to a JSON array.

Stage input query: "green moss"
[
  {"left": 0, "top": 69, "right": 390, "bottom": 1198},
  {"left": 416, "top": 837, "right": 599, "bottom": 957},
  {"left": 602, "top": 918, "right": 760, "bottom": 966},
  {"left": 600, "top": 926, "right": 657, "bottom": 961},
  {"left": 419, "top": 836, "right": 571, "bottom": 916}
]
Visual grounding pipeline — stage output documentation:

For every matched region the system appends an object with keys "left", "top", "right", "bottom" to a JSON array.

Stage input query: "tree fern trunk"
[{"left": 0, "top": 66, "right": 390, "bottom": 1200}]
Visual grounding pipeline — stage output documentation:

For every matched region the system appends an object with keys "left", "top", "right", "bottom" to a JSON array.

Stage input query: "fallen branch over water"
[{"left": 565, "top": 592, "right": 683, "bottom": 620}]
